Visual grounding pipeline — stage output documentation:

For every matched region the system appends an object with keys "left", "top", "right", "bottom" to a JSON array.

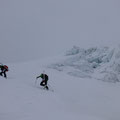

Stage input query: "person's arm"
[
  {"left": 36, "top": 76, "right": 39, "bottom": 79},
  {"left": 36, "top": 74, "right": 42, "bottom": 79}
]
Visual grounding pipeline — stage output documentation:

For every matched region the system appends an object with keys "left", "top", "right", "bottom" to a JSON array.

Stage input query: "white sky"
[{"left": 0, "top": 0, "right": 120, "bottom": 63}]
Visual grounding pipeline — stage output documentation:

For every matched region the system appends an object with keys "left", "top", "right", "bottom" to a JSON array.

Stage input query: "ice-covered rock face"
[{"left": 49, "top": 46, "right": 120, "bottom": 83}]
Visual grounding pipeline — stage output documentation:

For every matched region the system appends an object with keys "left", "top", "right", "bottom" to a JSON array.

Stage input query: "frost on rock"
[{"left": 49, "top": 46, "right": 120, "bottom": 83}]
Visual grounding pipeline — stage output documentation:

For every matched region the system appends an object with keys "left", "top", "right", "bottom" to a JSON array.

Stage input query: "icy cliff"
[{"left": 49, "top": 46, "right": 120, "bottom": 83}]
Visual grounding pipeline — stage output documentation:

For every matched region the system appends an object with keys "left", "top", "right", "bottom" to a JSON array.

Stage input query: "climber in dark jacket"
[
  {"left": 36, "top": 72, "right": 49, "bottom": 90},
  {"left": 0, "top": 65, "right": 9, "bottom": 78}
]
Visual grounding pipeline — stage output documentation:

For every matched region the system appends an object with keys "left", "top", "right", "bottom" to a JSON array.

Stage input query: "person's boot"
[
  {"left": 45, "top": 86, "right": 49, "bottom": 90},
  {"left": 0, "top": 72, "right": 3, "bottom": 76},
  {"left": 4, "top": 73, "right": 7, "bottom": 78}
]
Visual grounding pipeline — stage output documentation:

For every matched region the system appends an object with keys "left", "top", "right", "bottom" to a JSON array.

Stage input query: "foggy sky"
[{"left": 0, "top": 0, "right": 120, "bottom": 63}]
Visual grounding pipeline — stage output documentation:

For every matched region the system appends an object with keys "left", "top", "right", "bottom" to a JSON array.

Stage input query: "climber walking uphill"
[
  {"left": 0, "top": 64, "right": 9, "bottom": 78},
  {"left": 36, "top": 71, "right": 49, "bottom": 90}
]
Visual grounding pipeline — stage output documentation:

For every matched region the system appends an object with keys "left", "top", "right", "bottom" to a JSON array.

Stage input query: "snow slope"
[{"left": 0, "top": 55, "right": 120, "bottom": 120}]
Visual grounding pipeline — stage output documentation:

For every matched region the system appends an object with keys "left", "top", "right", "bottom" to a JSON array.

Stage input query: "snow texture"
[
  {"left": 0, "top": 51, "right": 120, "bottom": 120},
  {"left": 49, "top": 46, "right": 120, "bottom": 83}
]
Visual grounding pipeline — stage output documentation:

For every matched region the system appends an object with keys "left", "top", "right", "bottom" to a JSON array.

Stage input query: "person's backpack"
[
  {"left": 40, "top": 74, "right": 48, "bottom": 80},
  {"left": 45, "top": 74, "right": 48, "bottom": 81},
  {"left": 4, "top": 65, "right": 8, "bottom": 71},
  {"left": 41, "top": 74, "right": 48, "bottom": 80}
]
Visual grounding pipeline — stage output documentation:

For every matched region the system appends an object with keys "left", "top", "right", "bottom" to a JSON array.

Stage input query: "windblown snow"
[{"left": 0, "top": 46, "right": 120, "bottom": 120}]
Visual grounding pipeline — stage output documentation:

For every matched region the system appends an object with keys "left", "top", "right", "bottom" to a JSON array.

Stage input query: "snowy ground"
[{"left": 0, "top": 54, "right": 120, "bottom": 120}]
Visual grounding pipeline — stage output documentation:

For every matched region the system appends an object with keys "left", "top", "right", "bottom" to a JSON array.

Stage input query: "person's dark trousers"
[
  {"left": 0, "top": 72, "right": 7, "bottom": 78},
  {"left": 3, "top": 72, "right": 7, "bottom": 78},
  {"left": 40, "top": 80, "right": 49, "bottom": 90},
  {"left": 0, "top": 72, "right": 3, "bottom": 76}
]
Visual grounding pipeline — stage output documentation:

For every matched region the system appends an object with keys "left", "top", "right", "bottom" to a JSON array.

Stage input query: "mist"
[{"left": 0, "top": 0, "right": 120, "bottom": 63}]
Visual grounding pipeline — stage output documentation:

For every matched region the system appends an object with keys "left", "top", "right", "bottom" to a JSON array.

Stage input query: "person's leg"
[
  {"left": 45, "top": 85, "right": 49, "bottom": 90},
  {"left": 3, "top": 72, "right": 7, "bottom": 78},
  {"left": 40, "top": 80, "right": 49, "bottom": 90},
  {"left": 44, "top": 80, "right": 49, "bottom": 90},
  {"left": 0, "top": 72, "right": 3, "bottom": 76},
  {"left": 40, "top": 81, "right": 45, "bottom": 86}
]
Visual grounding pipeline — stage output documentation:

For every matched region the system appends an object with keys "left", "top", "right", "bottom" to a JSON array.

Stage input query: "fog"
[{"left": 0, "top": 0, "right": 120, "bottom": 63}]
